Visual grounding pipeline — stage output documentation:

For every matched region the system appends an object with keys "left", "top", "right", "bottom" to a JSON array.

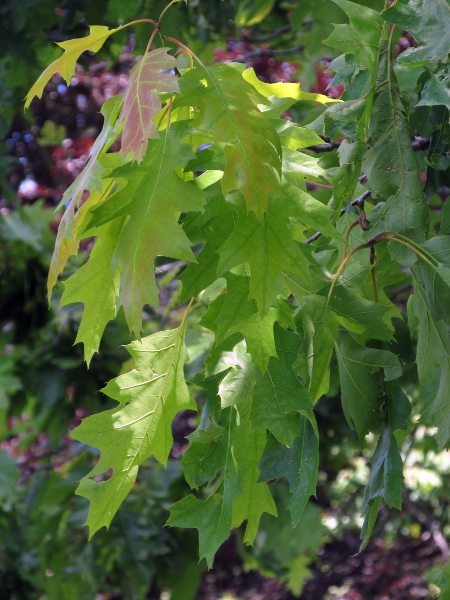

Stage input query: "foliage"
[{"left": 2, "top": 0, "right": 450, "bottom": 596}]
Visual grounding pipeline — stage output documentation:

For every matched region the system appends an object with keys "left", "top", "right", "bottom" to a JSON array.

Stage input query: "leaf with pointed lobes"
[
  {"left": 251, "top": 325, "right": 313, "bottom": 447},
  {"left": 200, "top": 271, "right": 294, "bottom": 373},
  {"left": 335, "top": 332, "right": 403, "bottom": 441},
  {"left": 168, "top": 407, "right": 241, "bottom": 568},
  {"left": 179, "top": 185, "right": 235, "bottom": 304},
  {"left": 242, "top": 67, "right": 341, "bottom": 105},
  {"left": 325, "top": 0, "right": 383, "bottom": 81},
  {"left": 88, "top": 121, "right": 204, "bottom": 336},
  {"left": 231, "top": 402, "right": 277, "bottom": 545},
  {"left": 47, "top": 178, "right": 109, "bottom": 299},
  {"left": 364, "top": 41, "right": 428, "bottom": 257},
  {"left": 383, "top": 0, "right": 450, "bottom": 66},
  {"left": 409, "top": 273, "right": 450, "bottom": 450},
  {"left": 176, "top": 62, "right": 281, "bottom": 219},
  {"left": 71, "top": 324, "right": 195, "bottom": 538},
  {"left": 218, "top": 197, "right": 315, "bottom": 316},
  {"left": 47, "top": 97, "right": 122, "bottom": 297},
  {"left": 26, "top": 26, "right": 119, "bottom": 108},
  {"left": 296, "top": 294, "right": 338, "bottom": 403},
  {"left": 119, "top": 48, "right": 180, "bottom": 163},
  {"left": 60, "top": 219, "right": 125, "bottom": 366},
  {"left": 259, "top": 415, "right": 319, "bottom": 526},
  {"left": 57, "top": 95, "right": 123, "bottom": 211}
]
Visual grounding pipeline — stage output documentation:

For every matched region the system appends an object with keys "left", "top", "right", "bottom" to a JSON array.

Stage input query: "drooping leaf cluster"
[{"left": 26, "top": 0, "right": 450, "bottom": 566}]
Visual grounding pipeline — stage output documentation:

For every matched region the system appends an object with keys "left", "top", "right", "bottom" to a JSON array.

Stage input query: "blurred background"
[{"left": 1, "top": 0, "right": 449, "bottom": 598}]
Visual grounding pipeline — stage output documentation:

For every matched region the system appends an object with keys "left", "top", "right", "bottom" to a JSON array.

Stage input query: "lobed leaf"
[
  {"left": 71, "top": 324, "right": 195, "bottom": 536},
  {"left": 26, "top": 26, "right": 119, "bottom": 108},
  {"left": 119, "top": 48, "right": 180, "bottom": 163}
]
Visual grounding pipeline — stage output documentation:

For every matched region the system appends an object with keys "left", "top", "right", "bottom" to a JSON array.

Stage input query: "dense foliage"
[{"left": 2, "top": 0, "right": 450, "bottom": 597}]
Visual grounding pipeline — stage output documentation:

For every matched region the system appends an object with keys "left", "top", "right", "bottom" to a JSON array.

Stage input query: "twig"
[
  {"left": 307, "top": 139, "right": 341, "bottom": 153},
  {"left": 305, "top": 190, "right": 371, "bottom": 244},
  {"left": 412, "top": 135, "right": 431, "bottom": 151},
  {"left": 234, "top": 44, "right": 305, "bottom": 63},
  {"left": 244, "top": 24, "right": 292, "bottom": 43},
  {"left": 305, "top": 135, "right": 430, "bottom": 154}
]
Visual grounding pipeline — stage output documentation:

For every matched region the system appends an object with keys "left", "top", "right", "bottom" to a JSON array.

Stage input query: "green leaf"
[
  {"left": 361, "top": 428, "right": 403, "bottom": 519},
  {"left": 325, "top": 0, "right": 384, "bottom": 77},
  {"left": 242, "top": 67, "right": 339, "bottom": 105},
  {"left": 88, "top": 120, "right": 204, "bottom": 335},
  {"left": 327, "top": 140, "right": 365, "bottom": 214},
  {"left": 60, "top": 219, "right": 125, "bottom": 365},
  {"left": 47, "top": 96, "right": 122, "bottom": 295},
  {"left": 364, "top": 41, "right": 429, "bottom": 251},
  {"left": 168, "top": 407, "right": 241, "bottom": 568},
  {"left": 410, "top": 274, "right": 450, "bottom": 449},
  {"left": 327, "top": 276, "right": 395, "bottom": 342},
  {"left": 26, "top": 26, "right": 119, "bottom": 108},
  {"left": 417, "top": 64, "right": 450, "bottom": 110},
  {"left": 218, "top": 339, "right": 256, "bottom": 408},
  {"left": 71, "top": 324, "right": 196, "bottom": 536},
  {"left": 232, "top": 404, "right": 277, "bottom": 544},
  {"left": 177, "top": 62, "right": 281, "bottom": 219},
  {"left": 201, "top": 271, "right": 281, "bottom": 372},
  {"left": 335, "top": 332, "right": 402, "bottom": 439},
  {"left": 259, "top": 415, "right": 319, "bottom": 526},
  {"left": 235, "top": 0, "right": 276, "bottom": 26},
  {"left": 119, "top": 48, "right": 180, "bottom": 162},
  {"left": 179, "top": 185, "right": 234, "bottom": 304},
  {"left": 217, "top": 198, "right": 316, "bottom": 315},
  {"left": 297, "top": 295, "right": 337, "bottom": 402},
  {"left": 250, "top": 325, "right": 313, "bottom": 446},
  {"left": 383, "top": 0, "right": 450, "bottom": 66}
]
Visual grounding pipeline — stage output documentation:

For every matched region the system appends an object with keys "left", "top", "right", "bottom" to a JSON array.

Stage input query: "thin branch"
[
  {"left": 244, "top": 24, "right": 292, "bottom": 43},
  {"left": 307, "top": 139, "right": 341, "bottom": 153},
  {"left": 234, "top": 44, "right": 305, "bottom": 63},
  {"left": 305, "top": 135, "right": 430, "bottom": 154},
  {"left": 305, "top": 190, "right": 371, "bottom": 244},
  {"left": 412, "top": 135, "right": 431, "bottom": 151}
]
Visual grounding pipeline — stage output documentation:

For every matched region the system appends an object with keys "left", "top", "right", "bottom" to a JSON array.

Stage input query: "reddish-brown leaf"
[{"left": 119, "top": 47, "right": 180, "bottom": 162}]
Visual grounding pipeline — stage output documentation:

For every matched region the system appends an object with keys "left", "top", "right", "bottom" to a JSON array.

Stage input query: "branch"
[
  {"left": 244, "top": 24, "right": 292, "bottom": 43},
  {"left": 306, "top": 139, "right": 341, "bottom": 153},
  {"left": 412, "top": 135, "right": 431, "bottom": 151},
  {"left": 234, "top": 44, "right": 305, "bottom": 63},
  {"left": 305, "top": 135, "right": 430, "bottom": 154},
  {"left": 305, "top": 190, "right": 371, "bottom": 244}
]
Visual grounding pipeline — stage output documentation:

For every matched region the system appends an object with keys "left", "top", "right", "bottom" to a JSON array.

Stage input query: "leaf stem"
[
  {"left": 180, "top": 297, "right": 195, "bottom": 330},
  {"left": 327, "top": 242, "right": 372, "bottom": 304},
  {"left": 378, "top": 231, "right": 437, "bottom": 265},
  {"left": 159, "top": 0, "right": 182, "bottom": 24},
  {"left": 145, "top": 27, "right": 159, "bottom": 52},
  {"left": 370, "top": 245, "right": 378, "bottom": 303},
  {"left": 163, "top": 36, "right": 205, "bottom": 68},
  {"left": 175, "top": 49, "right": 194, "bottom": 69},
  {"left": 376, "top": 236, "right": 436, "bottom": 269},
  {"left": 118, "top": 18, "right": 158, "bottom": 30},
  {"left": 343, "top": 219, "right": 361, "bottom": 259}
]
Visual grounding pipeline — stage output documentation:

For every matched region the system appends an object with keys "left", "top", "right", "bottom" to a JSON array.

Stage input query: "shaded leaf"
[
  {"left": 251, "top": 325, "right": 313, "bottom": 446},
  {"left": 383, "top": 0, "right": 450, "bottom": 66},
  {"left": 259, "top": 415, "right": 319, "bottom": 525}
]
